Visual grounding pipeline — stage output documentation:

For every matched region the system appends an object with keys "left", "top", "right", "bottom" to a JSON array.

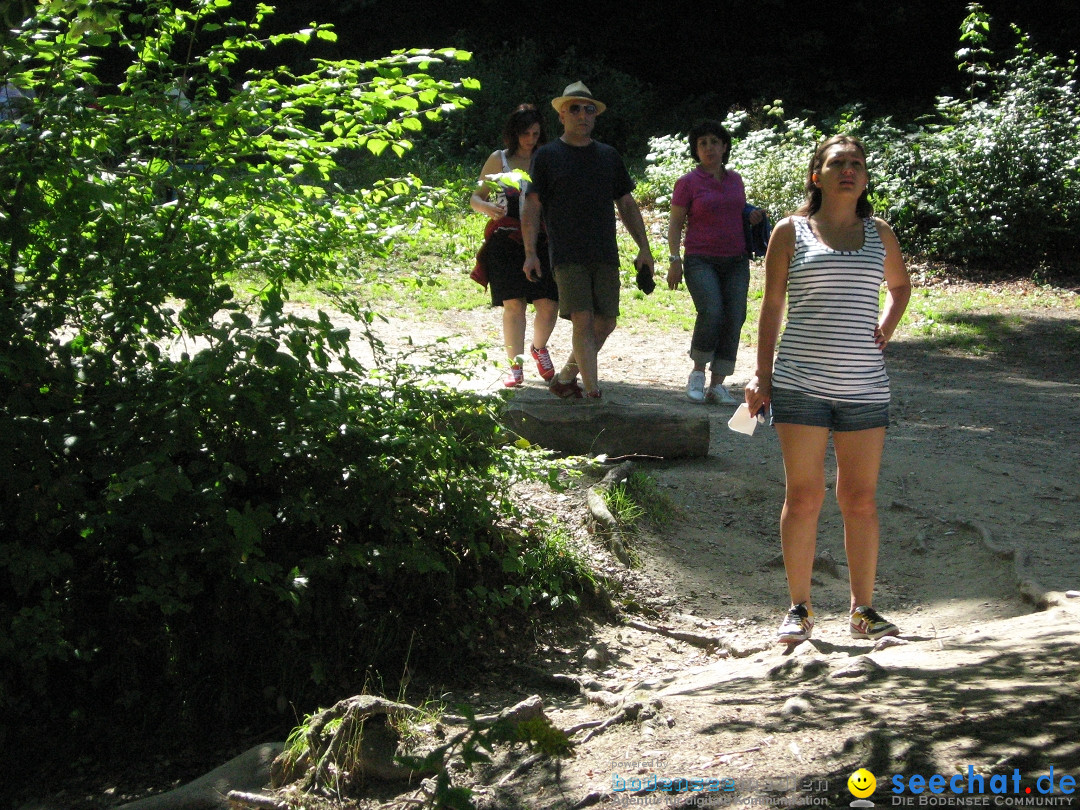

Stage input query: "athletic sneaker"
[
  {"left": 549, "top": 376, "right": 583, "bottom": 399},
  {"left": 530, "top": 345, "right": 555, "bottom": 381},
  {"left": 706, "top": 384, "right": 737, "bottom": 405},
  {"left": 503, "top": 363, "right": 524, "bottom": 388},
  {"left": 777, "top": 602, "right": 814, "bottom": 644},
  {"left": 849, "top": 605, "right": 900, "bottom": 640},
  {"left": 686, "top": 370, "right": 706, "bottom": 402}
]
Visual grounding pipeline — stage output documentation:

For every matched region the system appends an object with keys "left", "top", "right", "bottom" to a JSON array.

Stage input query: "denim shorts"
[{"left": 770, "top": 387, "right": 890, "bottom": 432}]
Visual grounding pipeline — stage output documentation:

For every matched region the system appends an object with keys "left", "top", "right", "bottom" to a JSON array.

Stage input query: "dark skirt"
[{"left": 486, "top": 230, "right": 558, "bottom": 306}]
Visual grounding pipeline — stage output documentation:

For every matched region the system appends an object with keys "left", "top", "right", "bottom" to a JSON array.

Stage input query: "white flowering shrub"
[
  {"left": 641, "top": 7, "right": 1079, "bottom": 270},
  {"left": 871, "top": 26, "right": 1080, "bottom": 264},
  {"left": 641, "top": 105, "right": 820, "bottom": 219}
]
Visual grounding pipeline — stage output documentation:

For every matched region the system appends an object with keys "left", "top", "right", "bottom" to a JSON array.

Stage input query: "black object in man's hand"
[{"left": 635, "top": 263, "right": 655, "bottom": 295}]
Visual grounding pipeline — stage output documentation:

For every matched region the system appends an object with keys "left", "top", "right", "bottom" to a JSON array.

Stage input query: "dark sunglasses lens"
[{"left": 569, "top": 103, "right": 596, "bottom": 115}]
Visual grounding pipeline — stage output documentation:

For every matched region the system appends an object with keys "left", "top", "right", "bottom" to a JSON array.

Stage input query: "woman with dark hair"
[
  {"left": 667, "top": 120, "right": 766, "bottom": 404},
  {"left": 745, "top": 134, "right": 911, "bottom": 645},
  {"left": 470, "top": 104, "right": 559, "bottom": 387}
]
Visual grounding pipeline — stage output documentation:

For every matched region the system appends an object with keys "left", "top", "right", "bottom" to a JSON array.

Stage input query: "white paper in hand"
[{"left": 728, "top": 403, "right": 761, "bottom": 436}]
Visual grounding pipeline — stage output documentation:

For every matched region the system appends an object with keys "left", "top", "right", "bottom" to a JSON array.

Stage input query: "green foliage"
[
  {"left": 281, "top": 695, "right": 574, "bottom": 810},
  {"left": 413, "top": 37, "right": 555, "bottom": 162},
  {"left": 871, "top": 10, "right": 1080, "bottom": 267},
  {"left": 638, "top": 132, "right": 691, "bottom": 206},
  {"left": 604, "top": 471, "right": 676, "bottom": 535},
  {"left": 0, "top": 0, "right": 593, "bottom": 768},
  {"left": 725, "top": 106, "right": 824, "bottom": 218},
  {"left": 604, "top": 483, "right": 646, "bottom": 529},
  {"left": 642, "top": 5, "right": 1080, "bottom": 272},
  {"left": 957, "top": 2, "right": 994, "bottom": 99},
  {"left": 624, "top": 471, "right": 677, "bottom": 528}
]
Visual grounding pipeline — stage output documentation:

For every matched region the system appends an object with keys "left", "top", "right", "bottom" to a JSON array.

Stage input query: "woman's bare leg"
[
  {"left": 775, "top": 423, "right": 830, "bottom": 611},
  {"left": 832, "top": 427, "right": 886, "bottom": 611}
]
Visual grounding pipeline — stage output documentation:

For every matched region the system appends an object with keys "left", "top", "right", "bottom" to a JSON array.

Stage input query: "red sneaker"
[
  {"left": 530, "top": 345, "right": 555, "bottom": 381},
  {"left": 548, "top": 377, "right": 583, "bottom": 399},
  {"left": 504, "top": 364, "right": 524, "bottom": 388}
]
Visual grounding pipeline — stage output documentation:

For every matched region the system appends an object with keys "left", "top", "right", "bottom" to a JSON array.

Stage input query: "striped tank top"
[{"left": 773, "top": 216, "right": 889, "bottom": 403}]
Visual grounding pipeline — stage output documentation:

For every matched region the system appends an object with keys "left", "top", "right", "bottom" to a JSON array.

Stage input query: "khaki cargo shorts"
[{"left": 553, "top": 263, "right": 620, "bottom": 319}]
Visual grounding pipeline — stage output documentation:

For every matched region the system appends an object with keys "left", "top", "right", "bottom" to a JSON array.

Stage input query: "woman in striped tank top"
[{"left": 745, "top": 135, "right": 911, "bottom": 646}]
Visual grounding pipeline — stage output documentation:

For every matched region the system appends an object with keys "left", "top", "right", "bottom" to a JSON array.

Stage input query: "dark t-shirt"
[{"left": 528, "top": 139, "right": 635, "bottom": 267}]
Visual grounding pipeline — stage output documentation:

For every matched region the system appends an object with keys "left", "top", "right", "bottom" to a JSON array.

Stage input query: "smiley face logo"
[{"left": 848, "top": 768, "right": 876, "bottom": 798}]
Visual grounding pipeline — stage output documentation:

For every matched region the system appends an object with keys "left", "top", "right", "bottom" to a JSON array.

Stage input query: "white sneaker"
[
  {"left": 686, "top": 370, "right": 706, "bottom": 402},
  {"left": 706, "top": 384, "right": 737, "bottom": 405}
]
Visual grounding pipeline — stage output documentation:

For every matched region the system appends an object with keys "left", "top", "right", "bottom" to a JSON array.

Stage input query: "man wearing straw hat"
[{"left": 521, "top": 80, "right": 654, "bottom": 400}]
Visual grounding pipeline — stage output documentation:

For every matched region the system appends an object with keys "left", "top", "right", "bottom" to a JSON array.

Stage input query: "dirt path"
[
  {"left": 371, "top": 296, "right": 1080, "bottom": 610},
  {"left": 353, "top": 292, "right": 1080, "bottom": 808}
]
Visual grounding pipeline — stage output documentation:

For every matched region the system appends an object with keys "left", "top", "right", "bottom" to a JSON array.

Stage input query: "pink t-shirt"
[{"left": 671, "top": 167, "right": 747, "bottom": 257}]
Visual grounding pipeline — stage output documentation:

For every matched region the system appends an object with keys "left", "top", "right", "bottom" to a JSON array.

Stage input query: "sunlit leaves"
[
  {"left": 870, "top": 6, "right": 1080, "bottom": 264},
  {"left": 0, "top": 3, "right": 594, "bottom": 753},
  {"left": 643, "top": 5, "right": 1078, "bottom": 268}
]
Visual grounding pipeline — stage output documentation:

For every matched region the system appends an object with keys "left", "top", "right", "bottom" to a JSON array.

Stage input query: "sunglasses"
[{"left": 567, "top": 103, "right": 598, "bottom": 115}]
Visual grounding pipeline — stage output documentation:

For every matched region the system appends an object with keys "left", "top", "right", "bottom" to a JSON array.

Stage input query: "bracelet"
[{"left": 669, "top": 255, "right": 682, "bottom": 262}]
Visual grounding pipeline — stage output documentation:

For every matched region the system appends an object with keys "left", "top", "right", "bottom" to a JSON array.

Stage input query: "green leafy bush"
[
  {"left": 642, "top": 5, "right": 1080, "bottom": 273},
  {"left": 872, "top": 8, "right": 1080, "bottom": 267},
  {"left": 0, "top": 0, "right": 591, "bottom": 768},
  {"left": 725, "top": 107, "right": 823, "bottom": 217}
]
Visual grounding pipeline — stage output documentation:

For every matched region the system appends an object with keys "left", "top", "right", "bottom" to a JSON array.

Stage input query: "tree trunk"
[{"left": 503, "top": 401, "right": 709, "bottom": 458}]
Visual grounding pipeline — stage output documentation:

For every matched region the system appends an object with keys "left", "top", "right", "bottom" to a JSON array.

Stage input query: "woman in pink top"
[{"left": 666, "top": 121, "right": 765, "bottom": 404}]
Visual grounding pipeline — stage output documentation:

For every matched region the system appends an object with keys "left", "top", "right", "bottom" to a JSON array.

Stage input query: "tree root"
[
  {"left": 625, "top": 618, "right": 723, "bottom": 650},
  {"left": 580, "top": 699, "right": 643, "bottom": 743},
  {"left": 441, "top": 693, "right": 547, "bottom": 728},
  {"left": 497, "top": 752, "right": 545, "bottom": 786},
  {"left": 563, "top": 718, "right": 605, "bottom": 735},
  {"left": 271, "top": 694, "right": 423, "bottom": 791},
  {"left": 624, "top": 618, "right": 771, "bottom": 659},
  {"left": 587, "top": 460, "right": 636, "bottom": 565},
  {"left": 544, "top": 669, "right": 649, "bottom": 744},
  {"left": 889, "top": 500, "right": 1055, "bottom": 608},
  {"left": 226, "top": 792, "right": 287, "bottom": 810}
]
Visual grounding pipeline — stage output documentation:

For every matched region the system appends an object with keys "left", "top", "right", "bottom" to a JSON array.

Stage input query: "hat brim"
[{"left": 551, "top": 95, "right": 606, "bottom": 114}]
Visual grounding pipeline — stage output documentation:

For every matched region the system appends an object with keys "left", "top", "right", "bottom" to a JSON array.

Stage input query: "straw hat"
[{"left": 550, "top": 81, "right": 606, "bottom": 114}]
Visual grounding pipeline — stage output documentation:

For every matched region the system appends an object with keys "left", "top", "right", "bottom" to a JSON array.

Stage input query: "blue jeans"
[{"left": 683, "top": 254, "right": 750, "bottom": 376}]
